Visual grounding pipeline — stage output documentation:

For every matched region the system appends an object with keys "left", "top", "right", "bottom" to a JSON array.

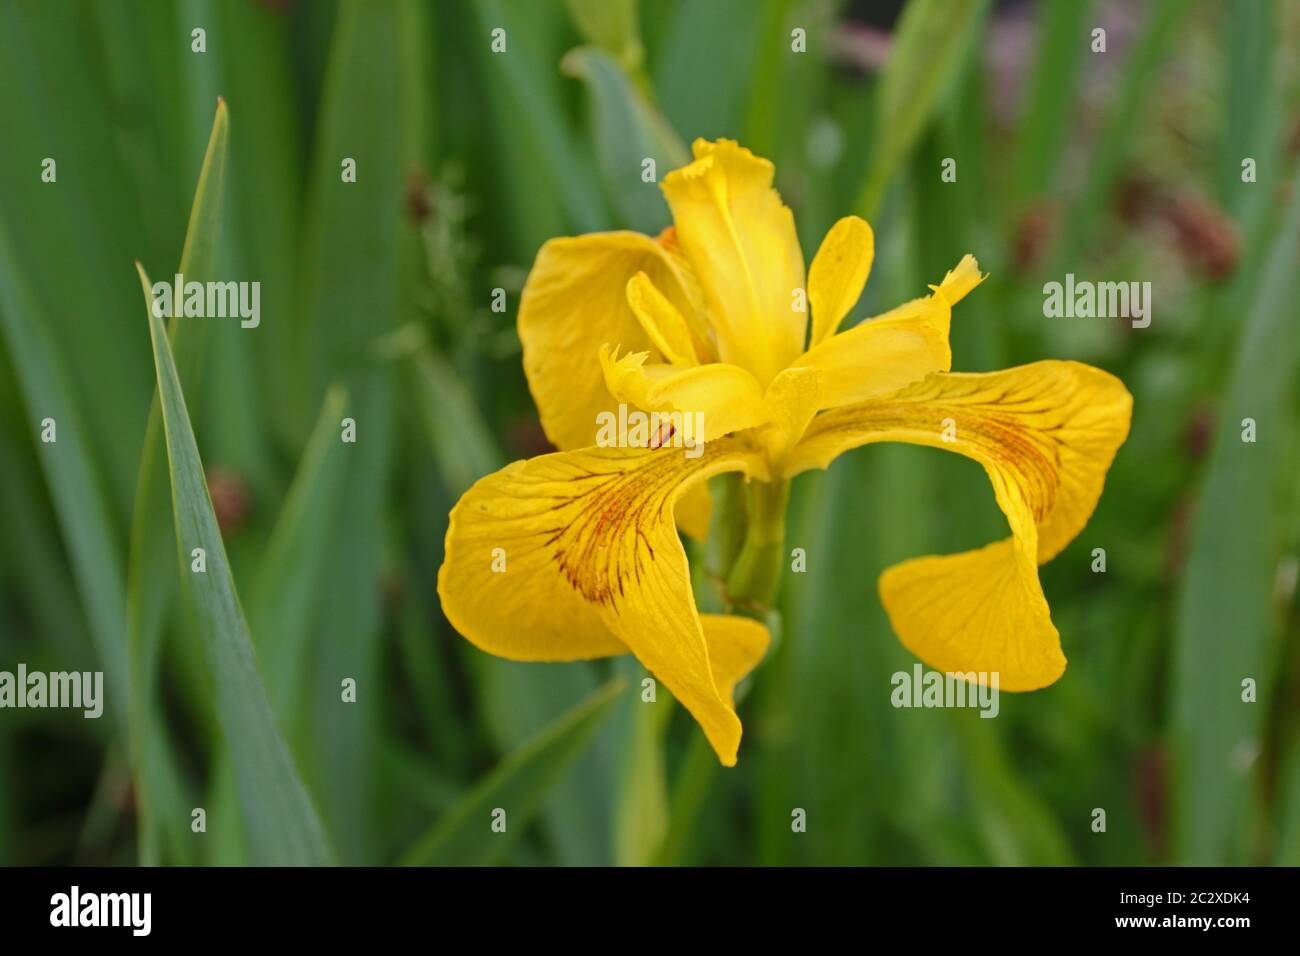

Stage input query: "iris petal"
[
  {"left": 438, "top": 439, "right": 770, "bottom": 764},
  {"left": 784, "top": 361, "right": 1132, "bottom": 689}
]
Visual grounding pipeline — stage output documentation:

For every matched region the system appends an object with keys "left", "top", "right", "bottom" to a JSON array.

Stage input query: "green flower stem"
[{"left": 724, "top": 478, "right": 790, "bottom": 611}]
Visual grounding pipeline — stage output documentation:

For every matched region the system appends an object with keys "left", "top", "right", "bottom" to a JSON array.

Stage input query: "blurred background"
[{"left": 0, "top": 0, "right": 1298, "bottom": 866}]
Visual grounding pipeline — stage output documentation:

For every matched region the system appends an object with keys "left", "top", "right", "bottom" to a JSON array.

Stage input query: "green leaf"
[
  {"left": 247, "top": 385, "right": 351, "bottom": 721},
  {"left": 562, "top": 46, "right": 687, "bottom": 233},
  {"left": 136, "top": 261, "right": 334, "bottom": 867},
  {"left": 612, "top": 660, "right": 670, "bottom": 867},
  {"left": 1220, "top": 0, "right": 1278, "bottom": 208},
  {"left": 563, "top": 0, "right": 644, "bottom": 73},
  {"left": 1010, "top": 0, "right": 1093, "bottom": 213},
  {"left": 126, "top": 98, "right": 230, "bottom": 866},
  {"left": 0, "top": 225, "right": 129, "bottom": 729},
  {"left": 742, "top": 0, "right": 833, "bottom": 182},
  {"left": 1171, "top": 156, "right": 1300, "bottom": 864},
  {"left": 1054, "top": 0, "right": 1182, "bottom": 263},
  {"left": 294, "top": 0, "right": 403, "bottom": 865},
  {"left": 195, "top": 0, "right": 305, "bottom": 454},
  {"left": 470, "top": 0, "right": 607, "bottom": 246},
  {"left": 958, "top": 716, "right": 1074, "bottom": 866},
  {"left": 854, "top": 0, "right": 986, "bottom": 220},
  {"left": 0, "top": 422, "right": 93, "bottom": 668},
  {"left": 652, "top": 730, "right": 717, "bottom": 866},
  {"left": 399, "top": 679, "right": 625, "bottom": 866},
  {"left": 409, "top": 344, "right": 502, "bottom": 496},
  {"left": 652, "top": 0, "right": 765, "bottom": 143},
  {"left": 1276, "top": 730, "right": 1300, "bottom": 864},
  {"left": 0, "top": 1, "right": 158, "bottom": 512}
]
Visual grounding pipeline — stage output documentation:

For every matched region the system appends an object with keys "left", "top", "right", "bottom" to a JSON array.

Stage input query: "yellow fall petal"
[
  {"left": 674, "top": 481, "right": 712, "bottom": 542},
  {"left": 808, "top": 215, "right": 874, "bottom": 347},
  {"left": 618, "top": 270, "right": 716, "bottom": 540},
  {"left": 661, "top": 139, "right": 805, "bottom": 385},
  {"left": 784, "top": 361, "right": 1132, "bottom": 689},
  {"left": 437, "top": 439, "right": 770, "bottom": 765},
  {"left": 519, "top": 231, "right": 701, "bottom": 451},
  {"left": 700, "top": 614, "right": 770, "bottom": 705},
  {"left": 599, "top": 346, "right": 770, "bottom": 443}
]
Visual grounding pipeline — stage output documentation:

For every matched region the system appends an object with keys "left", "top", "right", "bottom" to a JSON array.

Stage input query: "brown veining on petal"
[
  {"left": 806, "top": 379, "right": 1066, "bottom": 523},
  {"left": 538, "top": 441, "right": 740, "bottom": 608}
]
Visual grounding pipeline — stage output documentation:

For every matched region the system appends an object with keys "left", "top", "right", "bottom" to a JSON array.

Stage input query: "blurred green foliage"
[{"left": 0, "top": 0, "right": 1298, "bottom": 866}]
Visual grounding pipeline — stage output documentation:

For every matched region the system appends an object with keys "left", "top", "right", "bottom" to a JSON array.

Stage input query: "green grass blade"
[
  {"left": 652, "top": 730, "right": 716, "bottom": 866},
  {"left": 562, "top": 46, "right": 687, "bottom": 233},
  {"left": 294, "top": 0, "right": 402, "bottom": 865},
  {"left": 1171, "top": 156, "right": 1300, "bottom": 864},
  {"left": 1276, "top": 730, "right": 1300, "bottom": 864},
  {"left": 959, "top": 717, "right": 1074, "bottom": 865},
  {"left": 564, "top": 0, "right": 643, "bottom": 74},
  {"left": 742, "top": 0, "right": 838, "bottom": 207},
  {"left": 0, "top": 223, "right": 128, "bottom": 729},
  {"left": 199, "top": 0, "right": 305, "bottom": 453},
  {"left": 612, "top": 660, "right": 670, "bottom": 866},
  {"left": 0, "top": 383, "right": 96, "bottom": 672},
  {"left": 1219, "top": 0, "right": 1278, "bottom": 211},
  {"left": 854, "top": 0, "right": 986, "bottom": 220},
  {"left": 740, "top": 0, "right": 798, "bottom": 161},
  {"left": 136, "top": 262, "right": 334, "bottom": 866},
  {"left": 126, "top": 98, "right": 230, "bottom": 865},
  {"left": 398, "top": 679, "right": 624, "bottom": 866},
  {"left": 1010, "top": 0, "right": 1093, "bottom": 213},
  {"left": 0, "top": 1, "right": 156, "bottom": 513},
  {"left": 470, "top": 0, "right": 606, "bottom": 240},
  {"left": 1054, "top": 0, "right": 1182, "bottom": 264},
  {"left": 247, "top": 385, "right": 351, "bottom": 721},
  {"left": 652, "top": 0, "right": 765, "bottom": 142},
  {"left": 409, "top": 345, "right": 502, "bottom": 496}
]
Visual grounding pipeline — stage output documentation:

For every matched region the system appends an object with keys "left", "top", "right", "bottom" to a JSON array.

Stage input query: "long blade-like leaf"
[
  {"left": 293, "top": 0, "right": 402, "bottom": 866},
  {"left": 1171, "top": 156, "right": 1300, "bottom": 864},
  {"left": 0, "top": 225, "right": 128, "bottom": 728},
  {"left": 855, "top": 0, "right": 986, "bottom": 219},
  {"left": 399, "top": 680, "right": 624, "bottom": 866},
  {"left": 562, "top": 45, "right": 687, "bottom": 233},
  {"left": 247, "top": 384, "right": 351, "bottom": 721},
  {"left": 127, "top": 97, "right": 230, "bottom": 866},
  {"left": 136, "top": 262, "right": 334, "bottom": 867}
]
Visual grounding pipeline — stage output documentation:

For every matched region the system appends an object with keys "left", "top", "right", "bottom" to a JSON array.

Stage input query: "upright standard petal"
[
  {"left": 437, "top": 439, "right": 771, "bottom": 765},
  {"left": 808, "top": 216, "right": 874, "bottom": 347},
  {"left": 661, "top": 139, "right": 806, "bottom": 385},
  {"left": 783, "top": 362, "right": 1132, "bottom": 690},
  {"left": 761, "top": 255, "right": 983, "bottom": 462},
  {"left": 519, "top": 231, "right": 701, "bottom": 451}
]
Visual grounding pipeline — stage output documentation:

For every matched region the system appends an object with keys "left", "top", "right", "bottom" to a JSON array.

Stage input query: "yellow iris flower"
[{"left": 437, "top": 139, "right": 1132, "bottom": 766}]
